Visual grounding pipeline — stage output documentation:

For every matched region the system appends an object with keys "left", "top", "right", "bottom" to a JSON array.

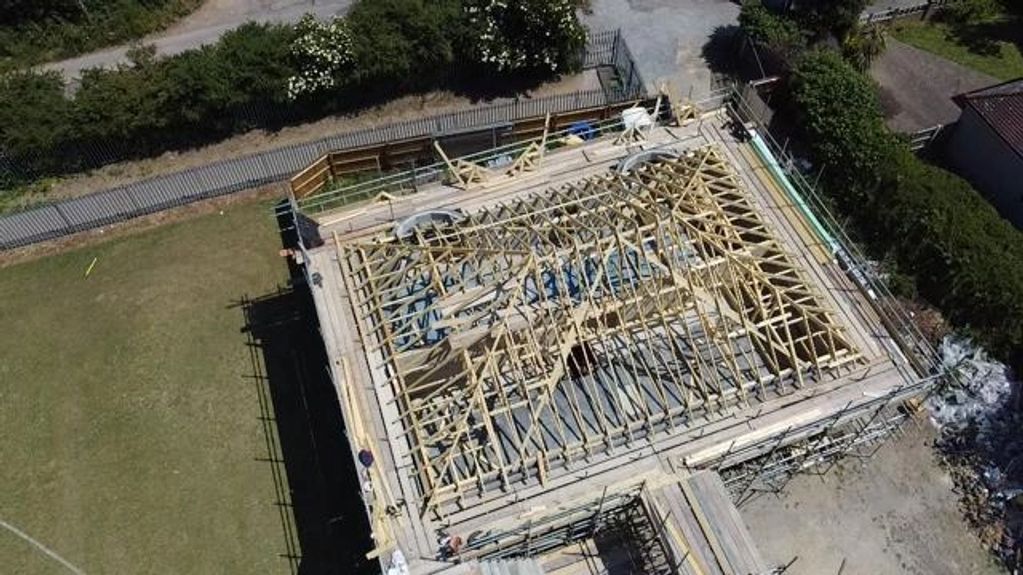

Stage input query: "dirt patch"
[
  {"left": 13, "top": 71, "right": 600, "bottom": 210},
  {"left": 0, "top": 184, "right": 287, "bottom": 269},
  {"left": 740, "top": 421, "right": 1005, "bottom": 575}
]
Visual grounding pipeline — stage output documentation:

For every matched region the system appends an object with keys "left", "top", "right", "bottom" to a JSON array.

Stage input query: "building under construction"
[{"left": 286, "top": 89, "right": 940, "bottom": 574}]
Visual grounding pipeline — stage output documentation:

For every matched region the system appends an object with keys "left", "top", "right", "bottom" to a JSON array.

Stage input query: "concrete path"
[
  {"left": 583, "top": 0, "right": 740, "bottom": 101},
  {"left": 42, "top": 0, "right": 352, "bottom": 86},
  {"left": 871, "top": 38, "right": 997, "bottom": 133}
]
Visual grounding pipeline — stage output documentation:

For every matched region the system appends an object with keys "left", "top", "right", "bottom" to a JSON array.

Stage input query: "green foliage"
[
  {"left": 795, "top": 0, "right": 868, "bottom": 40},
  {"left": 789, "top": 47, "right": 1023, "bottom": 368},
  {"left": 842, "top": 23, "right": 887, "bottom": 71},
  {"left": 0, "top": 0, "right": 202, "bottom": 71},
  {"left": 790, "top": 50, "right": 898, "bottom": 209},
  {"left": 463, "top": 0, "right": 586, "bottom": 75},
  {"left": 941, "top": 0, "right": 1002, "bottom": 24},
  {"left": 216, "top": 22, "right": 296, "bottom": 108},
  {"left": 0, "top": 0, "right": 93, "bottom": 26},
  {"left": 347, "top": 0, "right": 462, "bottom": 90},
  {"left": 738, "top": 1, "right": 805, "bottom": 59},
  {"left": 0, "top": 71, "right": 72, "bottom": 175},
  {"left": 875, "top": 152, "right": 1023, "bottom": 362},
  {"left": 0, "top": 1, "right": 586, "bottom": 178}
]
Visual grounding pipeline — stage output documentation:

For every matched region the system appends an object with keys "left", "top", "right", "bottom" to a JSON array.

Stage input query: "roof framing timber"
[{"left": 338, "top": 145, "right": 863, "bottom": 515}]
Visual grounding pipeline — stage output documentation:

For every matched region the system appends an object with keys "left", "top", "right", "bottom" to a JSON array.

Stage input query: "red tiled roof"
[{"left": 956, "top": 78, "right": 1023, "bottom": 158}]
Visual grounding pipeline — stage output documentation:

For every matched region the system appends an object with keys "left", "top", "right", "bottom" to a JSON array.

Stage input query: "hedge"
[
  {"left": 0, "top": 0, "right": 202, "bottom": 70},
  {"left": 0, "top": 0, "right": 586, "bottom": 181},
  {"left": 790, "top": 50, "right": 1023, "bottom": 368}
]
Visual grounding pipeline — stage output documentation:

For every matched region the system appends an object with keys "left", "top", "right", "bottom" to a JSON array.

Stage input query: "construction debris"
[{"left": 930, "top": 337, "right": 1022, "bottom": 570}]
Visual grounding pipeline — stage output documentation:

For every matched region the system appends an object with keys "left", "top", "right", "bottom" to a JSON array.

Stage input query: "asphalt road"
[{"left": 42, "top": 0, "right": 353, "bottom": 85}]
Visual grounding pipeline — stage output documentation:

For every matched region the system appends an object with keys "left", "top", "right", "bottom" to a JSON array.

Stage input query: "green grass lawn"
[
  {"left": 891, "top": 18, "right": 1023, "bottom": 81},
  {"left": 0, "top": 201, "right": 295, "bottom": 573}
]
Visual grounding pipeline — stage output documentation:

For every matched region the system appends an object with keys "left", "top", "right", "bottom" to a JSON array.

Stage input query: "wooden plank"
[
  {"left": 679, "top": 477, "right": 734, "bottom": 575},
  {"left": 687, "top": 472, "right": 771, "bottom": 574}
]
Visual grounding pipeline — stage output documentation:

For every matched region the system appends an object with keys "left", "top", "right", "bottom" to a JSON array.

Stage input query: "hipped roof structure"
[{"left": 339, "top": 145, "right": 862, "bottom": 515}]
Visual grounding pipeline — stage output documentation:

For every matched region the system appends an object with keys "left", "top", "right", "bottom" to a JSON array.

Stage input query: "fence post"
[{"left": 52, "top": 203, "right": 73, "bottom": 232}]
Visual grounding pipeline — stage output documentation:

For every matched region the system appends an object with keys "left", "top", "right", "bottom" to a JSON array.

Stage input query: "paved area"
[
  {"left": 42, "top": 0, "right": 353, "bottom": 85},
  {"left": 583, "top": 0, "right": 739, "bottom": 100},
  {"left": 871, "top": 37, "right": 997, "bottom": 133},
  {"left": 742, "top": 423, "right": 1005, "bottom": 575}
]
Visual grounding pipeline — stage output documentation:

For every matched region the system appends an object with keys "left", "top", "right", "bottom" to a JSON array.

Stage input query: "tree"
[
  {"left": 789, "top": 49, "right": 897, "bottom": 210},
  {"left": 739, "top": 1, "right": 805, "bottom": 63},
  {"left": 841, "top": 23, "right": 886, "bottom": 71},
  {"left": 795, "top": 0, "right": 869, "bottom": 41}
]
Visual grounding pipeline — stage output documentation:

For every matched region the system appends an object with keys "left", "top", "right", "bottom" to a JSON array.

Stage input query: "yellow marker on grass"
[{"left": 84, "top": 256, "right": 98, "bottom": 278}]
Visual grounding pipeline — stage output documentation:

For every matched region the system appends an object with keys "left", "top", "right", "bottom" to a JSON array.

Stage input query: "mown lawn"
[
  {"left": 891, "top": 18, "right": 1023, "bottom": 81},
  {"left": 0, "top": 200, "right": 295, "bottom": 573}
]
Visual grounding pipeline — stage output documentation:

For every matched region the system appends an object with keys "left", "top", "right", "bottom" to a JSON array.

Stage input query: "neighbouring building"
[{"left": 947, "top": 78, "right": 1023, "bottom": 229}]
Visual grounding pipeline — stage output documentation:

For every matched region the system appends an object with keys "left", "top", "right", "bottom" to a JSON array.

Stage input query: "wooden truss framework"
[
  {"left": 506, "top": 113, "right": 550, "bottom": 177},
  {"left": 660, "top": 82, "right": 698, "bottom": 127},
  {"left": 339, "top": 146, "right": 863, "bottom": 516},
  {"left": 435, "top": 140, "right": 490, "bottom": 189}
]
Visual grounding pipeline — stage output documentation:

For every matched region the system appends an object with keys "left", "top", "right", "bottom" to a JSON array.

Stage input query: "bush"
[
  {"left": 790, "top": 50, "right": 899, "bottom": 210},
  {"left": 941, "top": 0, "right": 1002, "bottom": 24},
  {"left": 789, "top": 48, "right": 1023, "bottom": 368},
  {"left": 217, "top": 22, "right": 296, "bottom": 109},
  {"left": 347, "top": 0, "right": 462, "bottom": 90},
  {"left": 0, "top": 1, "right": 588, "bottom": 179},
  {"left": 0, "top": 0, "right": 202, "bottom": 70},
  {"left": 841, "top": 23, "right": 886, "bottom": 71},
  {"left": 463, "top": 0, "right": 586, "bottom": 75},
  {"left": 876, "top": 152, "right": 1023, "bottom": 363},
  {"left": 738, "top": 1, "right": 805, "bottom": 61},
  {"left": 0, "top": 71, "right": 71, "bottom": 176},
  {"left": 286, "top": 14, "right": 356, "bottom": 100}
]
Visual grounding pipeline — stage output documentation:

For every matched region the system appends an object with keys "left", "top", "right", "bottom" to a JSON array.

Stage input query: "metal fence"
[
  {"left": 861, "top": 0, "right": 948, "bottom": 23},
  {"left": 0, "top": 30, "right": 643, "bottom": 251},
  {"left": 293, "top": 86, "right": 732, "bottom": 218},
  {"left": 908, "top": 123, "right": 946, "bottom": 151}
]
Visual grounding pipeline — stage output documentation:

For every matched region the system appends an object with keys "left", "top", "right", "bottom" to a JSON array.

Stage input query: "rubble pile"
[{"left": 929, "top": 337, "right": 1022, "bottom": 571}]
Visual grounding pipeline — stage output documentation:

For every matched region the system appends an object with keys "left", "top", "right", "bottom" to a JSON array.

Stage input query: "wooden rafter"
[{"left": 339, "top": 145, "right": 863, "bottom": 515}]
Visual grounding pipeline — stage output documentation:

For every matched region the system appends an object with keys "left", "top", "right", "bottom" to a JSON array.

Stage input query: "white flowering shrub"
[
  {"left": 464, "top": 0, "right": 586, "bottom": 75},
  {"left": 287, "top": 14, "right": 356, "bottom": 99}
]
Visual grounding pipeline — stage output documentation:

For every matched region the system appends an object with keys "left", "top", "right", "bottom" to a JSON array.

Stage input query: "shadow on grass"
[
  {"left": 235, "top": 203, "right": 376, "bottom": 575},
  {"left": 942, "top": 14, "right": 1023, "bottom": 58}
]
